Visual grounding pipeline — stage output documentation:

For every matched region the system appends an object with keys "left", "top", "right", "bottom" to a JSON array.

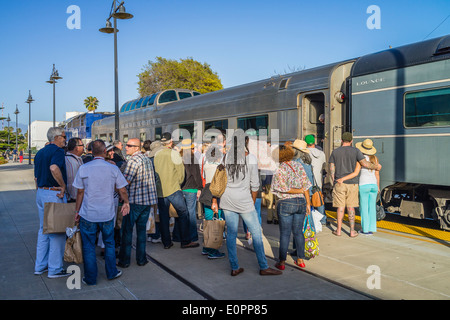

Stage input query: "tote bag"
[
  {"left": 203, "top": 216, "right": 226, "bottom": 250},
  {"left": 303, "top": 215, "right": 319, "bottom": 259}
]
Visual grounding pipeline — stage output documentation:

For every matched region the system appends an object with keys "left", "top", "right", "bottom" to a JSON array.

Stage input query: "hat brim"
[
  {"left": 292, "top": 145, "right": 310, "bottom": 153},
  {"left": 355, "top": 142, "right": 377, "bottom": 155}
]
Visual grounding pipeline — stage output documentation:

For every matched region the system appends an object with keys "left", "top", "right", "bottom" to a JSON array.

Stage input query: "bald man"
[{"left": 118, "top": 138, "right": 158, "bottom": 267}]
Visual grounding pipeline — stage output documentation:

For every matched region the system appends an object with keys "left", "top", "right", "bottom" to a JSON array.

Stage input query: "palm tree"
[{"left": 84, "top": 96, "right": 99, "bottom": 113}]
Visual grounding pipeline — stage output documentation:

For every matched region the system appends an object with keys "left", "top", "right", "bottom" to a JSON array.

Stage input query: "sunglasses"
[{"left": 126, "top": 144, "right": 140, "bottom": 148}]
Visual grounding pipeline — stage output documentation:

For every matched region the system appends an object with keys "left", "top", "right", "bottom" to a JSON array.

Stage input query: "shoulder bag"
[{"left": 209, "top": 164, "right": 227, "bottom": 198}]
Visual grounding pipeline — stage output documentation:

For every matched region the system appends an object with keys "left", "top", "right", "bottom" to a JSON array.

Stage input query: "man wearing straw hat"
[{"left": 329, "top": 132, "right": 381, "bottom": 237}]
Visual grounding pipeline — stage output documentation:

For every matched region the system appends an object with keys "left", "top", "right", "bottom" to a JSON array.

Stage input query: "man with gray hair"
[{"left": 34, "top": 127, "right": 70, "bottom": 278}]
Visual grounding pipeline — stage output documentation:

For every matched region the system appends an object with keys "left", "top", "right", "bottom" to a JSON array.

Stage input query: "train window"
[
  {"left": 129, "top": 100, "right": 138, "bottom": 111},
  {"left": 124, "top": 101, "right": 132, "bottom": 112},
  {"left": 404, "top": 87, "right": 450, "bottom": 128},
  {"left": 147, "top": 94, "right": 157, "bottom": 106},
  {"left": 159, "top": 90, "right": 178, "bottom": 104},
  {"left": 237, "top": 115, "right": 268, "bottom": 136},
  {"left": 193, "top": 92, "right": 201, "bottom": 96},
  {"left": 279, "top": 78, "right": 291, "bottom": 90},
  {"left": 178, "top": 92, "right": 192, "bottom": 100},
  {"left": 141, "top": 95, "right": 151, "bottom": 107},
  {"left": 178, "top": 123, "right": 195, "bottom": 139},
  {"left": 135, "top": 97, "right": 145, "bottom": 109},
  {"left": 205, "top": 119, "right": 228, "bottom": 131},
  {"left": 155, "top": 127, "right": 162, "bottom": 140}
]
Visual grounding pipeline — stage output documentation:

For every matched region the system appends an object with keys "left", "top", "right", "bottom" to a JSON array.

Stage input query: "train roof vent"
[
  {"left": 279, "top": 77, "right": 291, "bottom": 90},
  {"left": 434, "top": 36, "right": 450, "bottom": 56}
]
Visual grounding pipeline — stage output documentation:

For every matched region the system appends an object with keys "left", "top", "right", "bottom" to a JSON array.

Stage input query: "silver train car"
[{"left": 92, "top": 35, "right": 450, "bottom": 230}]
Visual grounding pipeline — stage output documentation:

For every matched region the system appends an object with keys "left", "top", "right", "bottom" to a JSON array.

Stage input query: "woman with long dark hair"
[{"left": 213, "top": 129, "right": 281, "bottom": 276}]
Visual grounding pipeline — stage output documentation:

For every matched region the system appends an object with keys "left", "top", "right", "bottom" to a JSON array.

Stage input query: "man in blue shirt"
[
  {"left": 73, "top": 140, "right": 130, "bottom": 285},
  {"left": 34, "top": 127, "right": 70, "bottom": 278}
]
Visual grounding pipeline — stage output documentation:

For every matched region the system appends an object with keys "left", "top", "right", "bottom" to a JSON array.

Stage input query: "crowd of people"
[
  {"left": 2, "top": 148, "right": 25, "bottom": 163},
  {"left": 32, "top": 126, "right": 381, "bottom": 284}
]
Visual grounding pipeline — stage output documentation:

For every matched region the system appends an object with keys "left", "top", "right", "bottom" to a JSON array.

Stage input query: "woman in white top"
[{"left": 336, "top": 139, "right": 380, "bottom": 235}]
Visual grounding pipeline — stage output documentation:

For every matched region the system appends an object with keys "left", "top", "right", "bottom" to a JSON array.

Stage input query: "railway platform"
[{"left": 1, "top": 161, "right": 449, "bottom": 304}]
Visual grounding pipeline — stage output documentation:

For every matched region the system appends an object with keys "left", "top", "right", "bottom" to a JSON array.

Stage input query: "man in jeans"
[
  {"left": 329, "top": 132, "right": 381, "bottom": 237},
  {"left": 154, "top": 132, "right": 199, "bottom": 249},
  {"left": 34, "top": 127, "right": 69, "bottom": 278},
  {"left": 73, "top": 140, "right": 129, "bottom": 285},
  {"left": 118, "top": 138, "right": 158, "bottom": 267}
]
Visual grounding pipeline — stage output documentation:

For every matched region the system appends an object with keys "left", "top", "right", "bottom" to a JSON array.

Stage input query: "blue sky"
[{"left": 1, "top": 0, "right": 449, "bottom": 127}]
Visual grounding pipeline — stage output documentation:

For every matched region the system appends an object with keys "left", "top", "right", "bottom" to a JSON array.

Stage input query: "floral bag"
[{"left": 303, "top": 215, "right": 319, "bottom": 259}]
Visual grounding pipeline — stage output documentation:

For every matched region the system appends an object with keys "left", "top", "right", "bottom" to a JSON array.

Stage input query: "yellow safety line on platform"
[{"left": 325, "top": 210, "right": 450, "bottom": 243}]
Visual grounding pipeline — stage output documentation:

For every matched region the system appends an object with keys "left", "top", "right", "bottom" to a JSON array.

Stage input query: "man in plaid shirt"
[{"left": 118, "top": 138, "right": 157, "bottom": 268}]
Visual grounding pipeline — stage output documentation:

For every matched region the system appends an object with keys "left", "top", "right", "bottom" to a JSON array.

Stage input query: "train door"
[{"left": 301, "top": 92, "right": 325, "bottom": 147}]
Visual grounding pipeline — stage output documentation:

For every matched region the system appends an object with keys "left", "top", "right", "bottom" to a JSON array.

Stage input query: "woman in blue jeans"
[
  {"left": 271, "top": 145, "right": 312, "bottom": 270},
  {"left": 215, "top": 131, "right": 281, "bottom": 276}
]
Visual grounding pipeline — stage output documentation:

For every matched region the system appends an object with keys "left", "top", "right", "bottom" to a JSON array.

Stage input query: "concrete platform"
[{"left": 1, "top": 161, "right": 449, "bottom": 302}]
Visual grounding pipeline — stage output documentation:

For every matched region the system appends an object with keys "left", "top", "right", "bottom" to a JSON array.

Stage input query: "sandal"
[
  {"left": 294, "top": 260, "right": 306, "bottom": 269},
  {"left": 332, "top": 230, "right": 341, "bottom": 236}
]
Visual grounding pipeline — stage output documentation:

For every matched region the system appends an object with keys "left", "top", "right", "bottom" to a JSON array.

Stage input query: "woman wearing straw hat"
[{"left": 336, "top": 139, "right": 380, "bottom": 235}]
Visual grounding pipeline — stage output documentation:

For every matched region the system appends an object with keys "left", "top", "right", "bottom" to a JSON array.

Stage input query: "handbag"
[
  {"left": 43, "top": 202, "right": 76, "bottom": 234},
  {"left": 310, "top": 171, "right": 324, "bottom": 208},
  {"left": 303, "top": 215, "right": 319, "bottom": 259},
  {"left": 64, "top": 225, "right": 83, "bottom": 264},
  {"left": 209, "top": 164, "right": 227, "bottom": 198},
  {"left": 202, "top": 215, "right": 226, "bottom": 249}
]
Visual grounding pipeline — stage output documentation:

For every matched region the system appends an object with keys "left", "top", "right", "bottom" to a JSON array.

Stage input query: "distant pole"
[
  {"left": 14, "top": 104, "right": 20, "bottom": 152},
  {"left": 6, "top": 114, "right": 11, "bottom": 145},
  {"left": 26, "top": 90, "right": 34, "bottom": 165}
]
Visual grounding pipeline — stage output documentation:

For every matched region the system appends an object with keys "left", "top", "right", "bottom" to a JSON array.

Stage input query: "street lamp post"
[
  {"left": 14, "top": 104, "right": 20, "bottom": 153},
  {"left": 6, "top": 114, "right": 11, "bottom": 146},
  {"left": 46, "top": 64, "right": 62, "bottom": 127},
  {"left": 26, "top": 91, "right": 34, "bottom": 165},
  {"left": 99, "top": 1, "right": 133, "bottom": 141}
]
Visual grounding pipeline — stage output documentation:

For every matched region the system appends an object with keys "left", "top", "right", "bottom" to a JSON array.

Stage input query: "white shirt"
[
  {"left": 359, "top": 155, "right": 378, "bottom": 187},
  {"left": 308, "top": 147, "right": 326, "bottom": 188},
  {"left": 72, "top": 157, "right": 128, "bottom": 222}
]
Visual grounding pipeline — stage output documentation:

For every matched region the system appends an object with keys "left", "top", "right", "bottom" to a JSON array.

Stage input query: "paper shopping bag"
[
  {"left": 203, "top": 218, "right": 225, "bottom": 250},
  {"left": 43, "top": 202, "right": 76, "bottom": 234},
  {"left": 64, "top": 228, "right": 83, "bottom": 264}
]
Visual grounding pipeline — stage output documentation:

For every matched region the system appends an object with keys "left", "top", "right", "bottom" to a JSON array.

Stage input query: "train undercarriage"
[{"left": 381, "top": 183, "right": 450, "bottom": 231}]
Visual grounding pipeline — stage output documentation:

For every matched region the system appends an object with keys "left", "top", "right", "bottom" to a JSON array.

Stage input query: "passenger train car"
[{"left": 92, "top": 35, "right": 450, "bottom": 230}]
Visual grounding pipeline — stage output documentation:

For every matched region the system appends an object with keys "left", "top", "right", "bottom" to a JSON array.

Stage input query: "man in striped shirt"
[
  {"left": 118, "top": 138, "right": 158, "bottom": 267},
  {"left": 65, "top": 138, "right": 84, "bottom": 202}
]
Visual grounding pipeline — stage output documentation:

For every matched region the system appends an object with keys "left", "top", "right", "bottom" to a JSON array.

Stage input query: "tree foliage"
[
  {"left": 137, "top": 57, "right": 223, "bottom": 97},
  {"left": 84, "top": 96, "right": 99, "bottom": 113}
]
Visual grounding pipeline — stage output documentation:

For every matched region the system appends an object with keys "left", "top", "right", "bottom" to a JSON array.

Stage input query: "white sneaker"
[{"left": 151, "top": 237, "right": 162, "bottom": 243}]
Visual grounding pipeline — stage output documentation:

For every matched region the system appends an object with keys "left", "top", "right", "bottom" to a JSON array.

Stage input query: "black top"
[{"left": 181, "top": 154, "right": 203, "bottom": 191}]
